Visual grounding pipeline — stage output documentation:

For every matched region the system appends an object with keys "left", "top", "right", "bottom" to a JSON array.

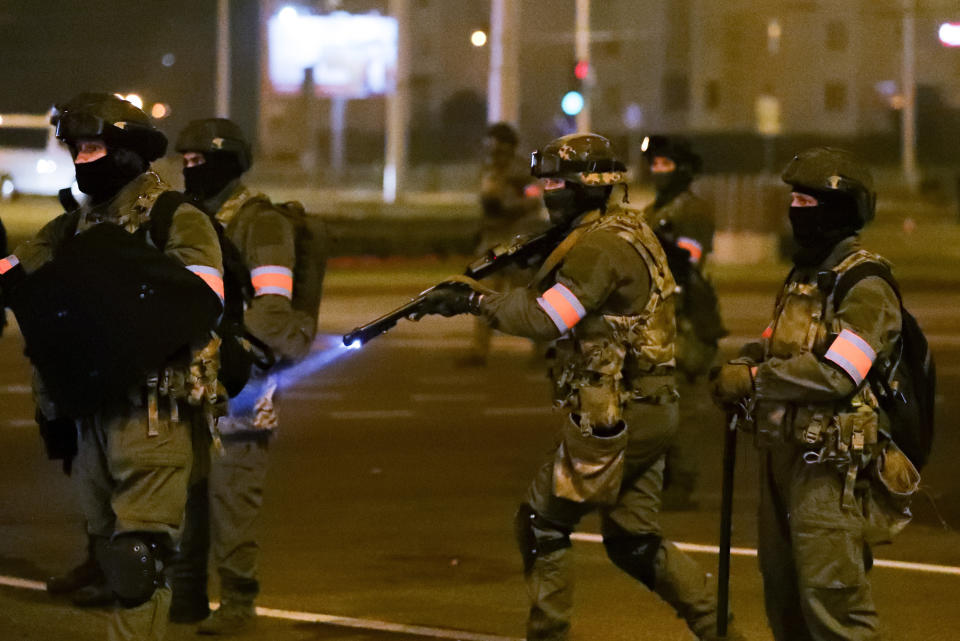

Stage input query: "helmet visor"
[
  {"left": 530, "top": 151, "right": 625, "bottom": 178},
  {"left": 53, "top": 110, "right": 109, "bottom": 142}
]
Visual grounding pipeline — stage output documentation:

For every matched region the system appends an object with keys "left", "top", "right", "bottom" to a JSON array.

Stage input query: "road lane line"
[
  {"left": 254, "top": 606, "right": 521, "bottom": 641},
  {"left": 483, "top": 407, "right": 554, "bottom": 416},
  {"left": 0, "top": 577, "right": 521, "bottom": 641},
  {"left": 328, "top": 409, "right": 416, "bottom": 420},
  {"left": 283, "top": 391, "right": 345, "bottom": 401},
  {"left": 0, "top": 384, "right": 30, "bottom": 394},
  {"left": 4, "top": 419, "right": 36, "bottom": 428},
  {"left": 412, "top": 393, "right": 486, "bottom": 403},
  {"left": 571, "top": 533, "right": 960, "bottom": 576}
]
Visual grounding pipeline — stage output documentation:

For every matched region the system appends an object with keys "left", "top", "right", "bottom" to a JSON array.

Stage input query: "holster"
[
  {"left": 552, "top": 413, "right": 628, "bottom": 505},
  {"left": 863, "top": 440, "right": 920, "bottom": 544}
]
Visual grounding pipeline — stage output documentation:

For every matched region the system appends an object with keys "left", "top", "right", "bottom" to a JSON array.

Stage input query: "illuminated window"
[
  {"left": 825, "top": 82, "right": 847, "bottom": 112},
  {"left": 767, "top": 19, "right": 782, "bottom": 54},
  {"left": 826, "top": 21, "right": 848, "bottom": 51}
]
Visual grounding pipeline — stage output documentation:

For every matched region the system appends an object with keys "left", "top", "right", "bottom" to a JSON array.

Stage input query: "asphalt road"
[{"left": 0, "top": 272, "right": 959, "bottom": 641}]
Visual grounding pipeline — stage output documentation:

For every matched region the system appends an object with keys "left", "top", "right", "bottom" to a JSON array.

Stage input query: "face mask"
[
  {"left": 183, "top": 155, "right": 241, "bottom": 201},
  {"left": 74, "top": 153, "right": 140, "bottom": 203},
  {"left": 544, "top": 184, "right": 609, "bottom": 227},
  {"left": 788, "top": 194, "right": 860, "bottom": 266}
]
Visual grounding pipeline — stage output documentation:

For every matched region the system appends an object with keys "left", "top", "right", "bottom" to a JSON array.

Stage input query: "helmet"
[
  {"left": 530, "top": 133, "right": 626, "bottom": 186},
  {"left": 50, "top": 93, "right": 167, "bottom": 162},
  {"left": 782, "top": 147, "right": 875, "bottom": 224},
  {"left": 641, "top": 134, "right": 702, "bottom": 174},
  {"left": 485, "top": 121, "right": 519, "bottom": 147},
  {"left": 175, "top": 118, "right": 252, "bottom": 171}
]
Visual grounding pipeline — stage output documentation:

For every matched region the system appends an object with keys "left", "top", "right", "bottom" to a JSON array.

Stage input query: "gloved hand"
[
  {"left": 710, "top": 360, "right": 754, "bottom": 406},
  {"left": 411, "top": 281, "right": 482, "bottom": 320}
]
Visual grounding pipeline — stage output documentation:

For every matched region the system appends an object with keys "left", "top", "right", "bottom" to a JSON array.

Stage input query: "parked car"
[{"left": 0, "top": 113, "right": 75, "bottom": 199}]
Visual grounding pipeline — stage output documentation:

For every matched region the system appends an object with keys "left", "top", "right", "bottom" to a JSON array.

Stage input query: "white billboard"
[{"left": 267, "top": 9, "right": 397, "bottom": 98}]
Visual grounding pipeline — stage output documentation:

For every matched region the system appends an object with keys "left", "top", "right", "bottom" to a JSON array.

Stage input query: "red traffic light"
[{"left": 574, "top": 60, "right": 590, "bottom": 81}]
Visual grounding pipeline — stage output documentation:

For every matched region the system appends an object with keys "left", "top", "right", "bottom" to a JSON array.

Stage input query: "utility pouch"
[
  {"left": 863, "top": 440, "right": 920, "bottom": 543},
  {"left": 552, "top": 413, "right": 628, "bottom": 505},
  {"left": 576, "top": 380, "right": 623, "bottom": 428}
]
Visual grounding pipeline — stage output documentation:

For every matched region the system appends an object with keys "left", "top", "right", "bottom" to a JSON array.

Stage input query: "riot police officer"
[
  {"left": 170, "top": 118, "right": 322, "bottom": 635},
  {"left": 712, "top": 147, "right": 916, "bottom": 640},
  {"left": 465, "top": 121, "right": 545, "bottom": 365},
  {"left": 640, "top": 135, "right": 725, "bottom": 510},
  {"left": 415, "top": 134, "right": 745, "bottom": 641},
  {"left": 0, "top": 93, "right": 225, "bottom": 641}
]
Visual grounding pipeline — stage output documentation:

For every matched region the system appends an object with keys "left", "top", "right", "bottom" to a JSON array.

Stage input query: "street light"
[
  {"left": 939, "top": 23, "right": 960, "bottom": 47},
  {"left": 471, "top": 29, "right": 487, "bottom": 47}
]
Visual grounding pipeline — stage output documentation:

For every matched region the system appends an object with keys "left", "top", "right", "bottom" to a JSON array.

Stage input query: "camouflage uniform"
[
  {"left": 12, "top": 171, "right": 224, "bottom": 641},
  {"left": 744, "top": 235, "right": 909, "bottom": 640},
  {"left": 480, "top": 198, "right": 726, "bottom": 641},
  {"left": 641, "top": 189, "right": 719, "bottom": 506},
  {"left": 173, "top": 179, "right": 319, "bottom": 621}
]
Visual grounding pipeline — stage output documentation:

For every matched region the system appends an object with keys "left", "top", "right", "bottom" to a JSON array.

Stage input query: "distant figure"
[{"left": 466, "top": 122, "right": 546, "bottom": 366}]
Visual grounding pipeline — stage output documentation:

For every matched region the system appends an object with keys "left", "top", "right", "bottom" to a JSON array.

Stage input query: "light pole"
[
  {"left": 488, "top": 0, "right": 520, "bottom": 126},
  {"left": 215, "top": 0, "right": 230, "bottom": 118},
  {"left": 384, "top": 0, "right": 411, "bottom": 203},
  {"left": 901, "top": 0, "right": 919, "bottom": 192},
  {"left": 574, "top": 0, "right": 591, "bottom": 133}
]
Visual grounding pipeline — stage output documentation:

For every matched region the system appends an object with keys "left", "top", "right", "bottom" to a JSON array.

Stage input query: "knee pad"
[
  {"left": 513, "top": 503, "right": 572, "bottom": 573},
  {"left": 101, "top": 533, "right": 167, "bottom": 607},
  {"left": 603, "top": 533, "right": 662, "bottom": 589}
]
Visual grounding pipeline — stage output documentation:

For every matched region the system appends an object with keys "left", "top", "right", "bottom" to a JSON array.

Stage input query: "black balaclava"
[
  {"left": 74, "top": 147, "right": 147, "bottom": 204},
  {"left": 544, "top": 183, "right": 610, "bottom": 227},
  {"left": 652, "top": 165, "right": 693, "bottom": 208},
  {"left": 789, "top": 188, "right": 862, "bottom": 267},
  {"left": 183, "top": 151, "right": 244, "bottom": 202}
]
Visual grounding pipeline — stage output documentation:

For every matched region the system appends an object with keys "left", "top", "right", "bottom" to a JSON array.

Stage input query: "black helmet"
[
  {"left": 175, "top": 118, "right": 252, "bottom": 171},
  {"left": 531, "top": 133, "right": 626, "bottom": 186},
  {"left": 640, "top": 135, "right": 702, "bottom": 174},
  {"left": 50, "top": 93, "right": 167, "bottom": 162},
  {"left": 485, "top": 121, "right": 519, "bottom": 147},
  {"left": 782, "top": 147, "right": 875, "bottom": 224}
]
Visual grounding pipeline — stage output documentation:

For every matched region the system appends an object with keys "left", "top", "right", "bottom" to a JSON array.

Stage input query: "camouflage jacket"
[
  {"left": 211, "top": 181, "right": 318, "bottom": 361},
  {"left": 480, "top": 200, "right": 677, "bottom": 430},
  {"left": 749, "top": 236, "right": 901, "bottom": 457},
  {"left": 642, "top": 189, "right": 714, "bottom": 270}
]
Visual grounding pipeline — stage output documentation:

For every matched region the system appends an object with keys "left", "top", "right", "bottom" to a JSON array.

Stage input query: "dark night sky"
[{"left": 0, "top": 0, "right": 260, "bottom": 140}]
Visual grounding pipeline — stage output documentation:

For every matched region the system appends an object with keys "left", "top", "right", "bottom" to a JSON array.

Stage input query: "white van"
[{"left": 0, "top": 113, "right": 76, "bottom": 198}]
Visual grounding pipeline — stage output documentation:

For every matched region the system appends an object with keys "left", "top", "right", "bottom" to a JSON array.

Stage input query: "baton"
[{"left": 717, "top": 410, "right": 739, "bottom": 638}]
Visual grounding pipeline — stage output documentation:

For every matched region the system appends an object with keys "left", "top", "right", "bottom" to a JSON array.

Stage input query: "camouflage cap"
[{"left": 531, "top": 133, "right": 626, "bottom": 186}]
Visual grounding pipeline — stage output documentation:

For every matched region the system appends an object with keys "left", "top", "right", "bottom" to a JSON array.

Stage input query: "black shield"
[{"left": 8, "top": 222, "right": 222, "bottom": 416}]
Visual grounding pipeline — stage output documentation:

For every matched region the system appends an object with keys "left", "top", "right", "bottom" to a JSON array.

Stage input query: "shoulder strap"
[
  {"left": 146, "top": 191, "right": 188, "bottom": 250},
  {"left": 832, "top": 259, "right": 901, "bottom": 311}
]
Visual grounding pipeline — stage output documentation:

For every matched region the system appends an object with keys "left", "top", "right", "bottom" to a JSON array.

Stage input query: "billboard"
[{"left": 267, "top": 9, "right": 397, "bottom": 98}]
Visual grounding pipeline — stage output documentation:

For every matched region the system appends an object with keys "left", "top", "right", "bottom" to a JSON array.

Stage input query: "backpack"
[
  {"left": 829, "top": 260, "right": 936, "bottom": 469},
  {"left": 148, "top": 191, "right": 275, "bottom": 397}
]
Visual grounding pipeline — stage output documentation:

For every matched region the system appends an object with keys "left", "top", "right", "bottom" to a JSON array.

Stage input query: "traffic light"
[{"left": 562, "top": 59, "right": 590, "bottom": 116}]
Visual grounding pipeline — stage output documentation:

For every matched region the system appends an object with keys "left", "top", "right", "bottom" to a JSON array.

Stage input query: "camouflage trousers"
[
  {"left": 74, "top": 399, "right": 195, "bottom": 641},
  {"left": 521, "top": 399, "right": 722, "bottom": 641},
  {"left": 758, "top": 443, "right": 882, "bottom": 641}
]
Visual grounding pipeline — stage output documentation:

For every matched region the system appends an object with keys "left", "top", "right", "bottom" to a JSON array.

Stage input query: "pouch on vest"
[
  {"left": 7, "top": 222, "right": 222, "bottom": 416},
  {"left": 552, "top": 414, "right": 628, "bottom": 505}
]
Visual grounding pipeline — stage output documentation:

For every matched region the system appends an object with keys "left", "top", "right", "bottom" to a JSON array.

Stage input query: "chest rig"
[
  {"left": 758, "top": 250, "right": 891, "bottom": 503},
  {"left": 553, "top": 210, "right": 677, "bottom": 432}
]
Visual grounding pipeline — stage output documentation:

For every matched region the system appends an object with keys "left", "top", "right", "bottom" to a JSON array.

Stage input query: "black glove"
[
  {"left": 410, "top": 282, "right": 482, "bottom": 320},
  {"left": 710, "top": 360, "right": 754, "bottom": 407}
]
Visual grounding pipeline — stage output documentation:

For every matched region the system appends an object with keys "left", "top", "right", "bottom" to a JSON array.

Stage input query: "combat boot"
[{"left": 197, "top": 601, "right": 257, "bottom": 636}]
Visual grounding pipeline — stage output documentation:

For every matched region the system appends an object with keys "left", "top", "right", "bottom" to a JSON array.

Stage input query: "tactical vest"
[
  {"left": 217, "top": 187, "right": 324, "bottom": 320},
  {"left": 553, "top": 209, "right": 677, "bottom": 430},
  {"left": 757, "top": 249, "right": 894, "bottom": 461}
]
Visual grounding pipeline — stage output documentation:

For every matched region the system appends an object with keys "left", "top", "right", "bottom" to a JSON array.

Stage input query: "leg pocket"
[{"left": 794, "top": 527, "right": 865, "bottom": 589}]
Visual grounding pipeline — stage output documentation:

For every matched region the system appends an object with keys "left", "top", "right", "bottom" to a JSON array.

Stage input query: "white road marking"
[
  {"left": 0, "top": 577, "right": 521, "bottom": 641},
  {"left": 0, "top": 384, "right": 30, "bottom": 394},
  {"left": 283, "top": 391, "right": 345, "bottom": 401},
  {"left": 411, "top": 393, "right": 486, "bottom": 403},
  {"left": 570, "top": 533, "right": 960, "bottom": 576},
  {"left": 4, "top": 419, "right": 36, "bottom": 428},
  {"left": 328, "top": 409, "right": 415, "bottom": 420},
  {"left": 482, "top": 407, "right": 554, "bottom": 417}
]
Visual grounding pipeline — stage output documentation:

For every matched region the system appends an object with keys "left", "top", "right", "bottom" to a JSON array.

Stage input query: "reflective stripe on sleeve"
[
  {"left": 186, "top": 265, "right": 225, "bottom": 302},
  {"left": 676, "top": 237, "right": 703, "bottom": 263},
  {"left": 0, "top": 255, "right": 19, "bottom": 275},
  {"left": 536, "top": 282, "right": 586, "bottom": 333},
  {"left": 250, "top": 265, "right": 294, "bottom": 299},
  {"left": 824, "top": 329, "right": 877, "bottom": 384},
  {"left": 761, "top": 325, "right": 773, "bottom": 339}
]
